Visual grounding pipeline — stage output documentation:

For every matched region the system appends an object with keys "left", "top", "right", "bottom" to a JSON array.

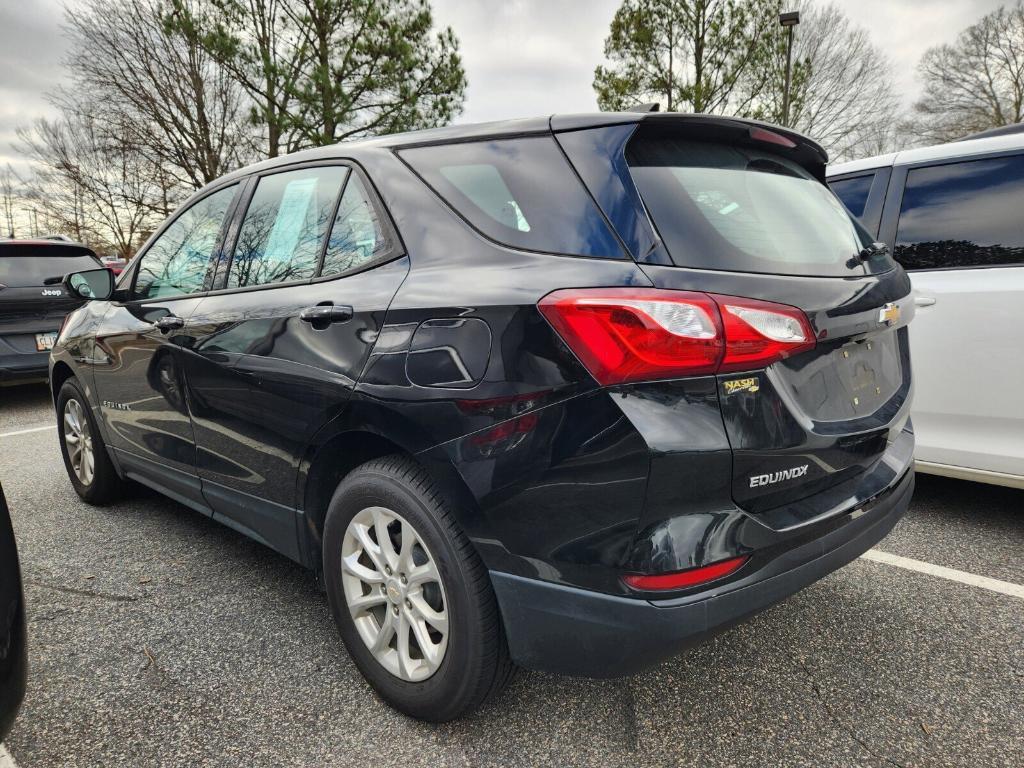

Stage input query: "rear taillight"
[
  {"left": 622, "top": 555, "right": 750, "bottom": 591},
  {"left": 538, "top": 288, "right": 814, "bottom": 385},
  {"left": 713, "top": 294, "right": 815, "bottom": 374}
]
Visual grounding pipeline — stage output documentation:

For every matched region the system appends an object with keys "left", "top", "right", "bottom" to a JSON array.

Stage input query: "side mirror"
[{"left": 64, "top": 268, "right": 114, "bottom": 301}]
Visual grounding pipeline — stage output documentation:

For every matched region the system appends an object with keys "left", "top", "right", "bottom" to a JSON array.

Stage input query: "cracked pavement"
[{"left": 2, "top": 382, "right": 1023, "bottom": 767}]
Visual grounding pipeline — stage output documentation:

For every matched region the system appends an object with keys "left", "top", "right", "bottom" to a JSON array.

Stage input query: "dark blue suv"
[{"left": 50, "top": 113, "right": 915, "bottom": 720}]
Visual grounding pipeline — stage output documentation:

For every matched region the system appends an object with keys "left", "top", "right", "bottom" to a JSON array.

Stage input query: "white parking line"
[
  {"left": 861, "top": 549, "right": 1024, "bottom": 599},
  {"left": 0, "top": 744, "right": 19, "bottom": 768},
  {"left": 0, "top": 424, "right": 56, "bottom": 438}
]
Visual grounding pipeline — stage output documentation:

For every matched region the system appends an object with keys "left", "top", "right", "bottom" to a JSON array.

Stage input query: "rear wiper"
[
  {"left": 855, "top": 242, "right": 889, "bottom": 262},
  {"left": 847, "top": 242, "right": 888, "bottom": 269}
]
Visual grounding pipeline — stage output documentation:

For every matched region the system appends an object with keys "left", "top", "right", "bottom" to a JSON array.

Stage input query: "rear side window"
[
  {"left": 0, "top": 248, "right": 98, "bottom": 288},
  {"left": 627, "top": 136, "right": 888, "bottom": 277},
  {"left": 829, "top": 174, "right": 875, "bottom": 219},
  {"left": 895, "top": 154, "right": 1024, "bottom": 271},
  {"left": 229, "top": 166, "right": 349, "bottom": 288},
  {"left": 321, "top": 174, "right": 391, "bottom": 276},
  {"left": 398, "top": 137, "right": 624, "bottom": 258}
]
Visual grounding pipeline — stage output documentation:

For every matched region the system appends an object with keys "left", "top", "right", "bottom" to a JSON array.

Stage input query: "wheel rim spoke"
[
  {"left": 342, "top": 551, "right": 383, "bottom": 584},
  {"left": 407, "top": 612, "right": 441, "bottom": 667},
  {"left": 395, "top": 612, "right": 416, "bottom": 679},
  {"left": 407, "top": 560, "right": 439, "bottom": 587},
  {"left": 409, "top": 592, "right": 448, "bottom": 635},
  {"left": 370, "top": 609, "right": 396, "bottom": 654},
  {"left": 341, "top": 505, "right": 448, "bottom": 682},
  {"left": 372, "top": 508, "right": 400, "bottom": 571},
  {"left": 352, "top": 522, "right": 386, "bottom": 574}
]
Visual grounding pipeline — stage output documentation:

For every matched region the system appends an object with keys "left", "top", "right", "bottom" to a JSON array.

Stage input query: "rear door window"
[
  {"left": 0, "top": 248, "right": 98, "bottom": 288},
  {"left": 398, "top": 137, "right": 624, "bottom": 258},
  {"left": 228, "top": 166, "right": 349, "bottom": 288},
  {"left": 828, "top": 174, "right": 875, "bottom": 219},
  {"left": 627, "top": 136, "right": 888, "bottom": 277},
  {"left": 894, "top": 154, "right": 1024, "bottom": 270}
]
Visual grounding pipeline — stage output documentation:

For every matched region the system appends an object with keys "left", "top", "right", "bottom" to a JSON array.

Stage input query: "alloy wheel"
[
  {"left": 63, "top": 398, "right": 95, "bottom": 486},
  {"left": 341, "top": 506, "right": 449, "bottom": 682}
]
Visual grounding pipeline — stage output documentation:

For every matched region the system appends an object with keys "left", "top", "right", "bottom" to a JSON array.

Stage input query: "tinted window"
[
  {"left": 134, "top": 185, "right": 236, "bottom": 300},
  {"left": 829, "top": 174, "right": 874, "bottom": 219},
  {"left": 0, "top": 248, "right": 98, "bottom": 287},
  {"left": 895, "top": 154, "right": 1024, "bottom": 270},
  {"left": 228, "top": 166, "right": 349, "bottom": 288},
  {"left": 399, "top": 137, "right": 624, "bottom": 258},
  {"left": 321, "top": 174, "right": 390, "bottom": 276},
  {"left": 628, "top": 137, "right": 886, "bottom": 276}
]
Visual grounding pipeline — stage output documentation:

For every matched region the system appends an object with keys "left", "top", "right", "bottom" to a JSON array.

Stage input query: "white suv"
[{"left": 828, "top": 126, "right": 1024, "bottom": 489}]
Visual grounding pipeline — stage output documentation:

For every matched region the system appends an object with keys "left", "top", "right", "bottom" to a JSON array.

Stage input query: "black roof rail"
[{"left": 957, "top": 122, "right": 1024, "bottom": 142}]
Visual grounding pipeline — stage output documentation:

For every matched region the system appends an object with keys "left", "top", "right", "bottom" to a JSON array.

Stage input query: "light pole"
[{"left": 780, "top": 10, "right": 800, "bottom": 127}]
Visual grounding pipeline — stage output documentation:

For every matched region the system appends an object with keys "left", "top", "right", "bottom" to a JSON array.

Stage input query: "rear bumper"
[
  {"left": 0, "top": 352, "right": 50, "bottom": 383},
  {"left": 0, "top": 330, "right": 54, "bottom": 383},
  {"left": 491, "top": 466, "right": 914, "bottom": 677}
]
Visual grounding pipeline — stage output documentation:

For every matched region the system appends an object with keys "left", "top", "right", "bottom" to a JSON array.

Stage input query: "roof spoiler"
[{"left": 634, "top": 114, "right": 830, "bottom": 182}]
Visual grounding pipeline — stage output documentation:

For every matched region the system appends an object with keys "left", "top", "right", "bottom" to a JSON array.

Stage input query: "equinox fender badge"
[{"left": 750, "top": 464, "right": 809, "bottom": 488}]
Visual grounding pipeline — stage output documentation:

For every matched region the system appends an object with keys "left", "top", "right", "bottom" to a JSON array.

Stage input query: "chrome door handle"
[
  {"left": 154, "top": 315, "right": 185, "bottom": 332},
  {"left": 914, "top": 296, "right": 936, "bottom": 307}
]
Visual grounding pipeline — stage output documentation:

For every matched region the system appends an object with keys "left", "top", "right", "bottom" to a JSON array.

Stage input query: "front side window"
[
  {"left": 228, "top": 166, "right": 349, "bottom": 288},
  {"left": 828, "top": 174, "right": 875, "bottom": 219},
  {"left": 895, "top": 154, "right": 1024, "bottom": 270},
  {"left": 627, "top": 136, "right": 887, "bottom": 277},
  {"left": 398, "top": 137, "right": 624, "bottom": 258},
  {"left": 134, "top": 185, "right": 237, "bottom": 301}
]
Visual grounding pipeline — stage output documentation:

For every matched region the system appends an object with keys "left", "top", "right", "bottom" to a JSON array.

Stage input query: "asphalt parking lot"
[{"left": 1, "top": 382, "right": 1021, "bottom": 767}]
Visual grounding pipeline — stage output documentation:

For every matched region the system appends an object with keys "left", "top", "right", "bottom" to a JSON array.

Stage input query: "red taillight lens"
[
  {"left": 538, "top": 289, "right": 723, "bottom": 385},
  {"left": 713, "top": 294, "right": 815, "bottom": 373},
  {"left": 622, "top": 555, "right": 750, "bottom": 591},
  {"left": 538, "top": 288, "right": 814, "bottom": 385}
]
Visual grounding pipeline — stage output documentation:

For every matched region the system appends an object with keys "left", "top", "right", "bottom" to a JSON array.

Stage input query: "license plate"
[
  {"left": 35, "top": 332, "right": 58, "bottom": 351},
  {"left": 841, "top": 343, "right": 878, "bottom": 393}
]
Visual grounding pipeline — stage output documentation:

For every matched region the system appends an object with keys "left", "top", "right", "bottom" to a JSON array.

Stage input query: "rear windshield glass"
[
  {"left": 627, "top": 137, "right": 891, "bottom": 276},
  {"left": 399, "top": 136, "right": 625, "bottom": 258},
  {"left": 0, "top": 248, "right": 99, "bottom": 288}
]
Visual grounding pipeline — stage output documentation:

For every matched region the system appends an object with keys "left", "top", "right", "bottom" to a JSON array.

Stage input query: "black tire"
[
  {"left": 323, "top": 455, "right": 515, "bottom": 721},
  {"left": 56, "top": 378, "right": 124, "bottom": 504}
]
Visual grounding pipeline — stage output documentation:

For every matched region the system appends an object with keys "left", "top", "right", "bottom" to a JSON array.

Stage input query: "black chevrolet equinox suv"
[{"left": 50, "top": 113, "right": 915, "bottom": 720}]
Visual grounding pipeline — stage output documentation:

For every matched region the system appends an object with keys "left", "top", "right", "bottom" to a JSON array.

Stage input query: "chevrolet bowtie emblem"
[{"left": 878, "top": 302, "right": 900, "bottom": 326}]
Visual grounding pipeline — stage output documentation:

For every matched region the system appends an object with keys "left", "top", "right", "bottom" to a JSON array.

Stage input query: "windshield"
[
  {"left": 0, "top": 249, "right": 100, "bottom": 288},
  {"left": 627, "top": 137, "right": 892, "bottom": 276}
]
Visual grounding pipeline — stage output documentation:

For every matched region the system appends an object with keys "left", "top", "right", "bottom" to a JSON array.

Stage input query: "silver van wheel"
[
  {"left": 341, "top": 506, "right": 449, "bottom": 682},
  {"left": 63, "top": 398, "right": 95, "bottom": 486}
]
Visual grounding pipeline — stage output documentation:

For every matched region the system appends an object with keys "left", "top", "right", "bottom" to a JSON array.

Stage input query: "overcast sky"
[{"left": 0, "top": 0, "right": 1008, "bottom": 172}]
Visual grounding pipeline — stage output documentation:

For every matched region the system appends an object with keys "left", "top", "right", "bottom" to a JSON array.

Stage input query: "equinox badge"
[{"left": 750, "top": 464, "right": 809, "bottom": 488}]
